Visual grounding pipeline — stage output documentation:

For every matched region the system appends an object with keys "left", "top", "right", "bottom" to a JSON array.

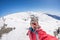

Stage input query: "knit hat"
[{"left": 30, "top": 15, "right": 38, "bottom": 23}]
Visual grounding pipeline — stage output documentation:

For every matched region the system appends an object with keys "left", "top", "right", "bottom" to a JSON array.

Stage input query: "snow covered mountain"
[{"left": 0, "top": 11, "right": 60, "bottom": 40}]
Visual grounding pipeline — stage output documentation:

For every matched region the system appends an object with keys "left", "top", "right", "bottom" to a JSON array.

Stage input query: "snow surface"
[{"left": 0, "top": 11, "right": 60, "bottom": 40}]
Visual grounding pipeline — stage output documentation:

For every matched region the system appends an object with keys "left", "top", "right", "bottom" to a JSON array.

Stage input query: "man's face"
[{"left": 30, "top": 22, "right": 38, "bottom": 29}]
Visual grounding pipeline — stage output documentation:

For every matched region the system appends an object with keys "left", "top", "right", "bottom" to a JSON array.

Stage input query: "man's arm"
[{"left": 37, "top": 28, "right": 58, "bottom": 40}]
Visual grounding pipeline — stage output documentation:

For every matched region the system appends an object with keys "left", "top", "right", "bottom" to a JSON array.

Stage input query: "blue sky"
[{"left": 0, "top": 0, "right": 60, "bottom": 17}]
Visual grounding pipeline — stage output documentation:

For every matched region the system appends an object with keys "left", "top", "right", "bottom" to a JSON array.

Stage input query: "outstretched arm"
[{"left": 37, "top": 28, "right": 58, "bottom": 40}]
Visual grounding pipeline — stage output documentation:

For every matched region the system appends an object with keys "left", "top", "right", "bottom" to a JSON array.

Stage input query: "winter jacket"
[{"left": 27, "top": 27, "right": 58, "bottom": 40}]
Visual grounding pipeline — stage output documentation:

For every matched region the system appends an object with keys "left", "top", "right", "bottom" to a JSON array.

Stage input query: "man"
[{"left": 27, "top": 15, "right": 58, "bottom": 40}]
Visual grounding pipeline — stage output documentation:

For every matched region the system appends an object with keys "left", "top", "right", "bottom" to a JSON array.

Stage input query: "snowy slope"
[{"left": 0, "top": 11, "right": 60, "bottom": 40}]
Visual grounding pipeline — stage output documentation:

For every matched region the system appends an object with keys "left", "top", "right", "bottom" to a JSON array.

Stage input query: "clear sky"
[{"left": 0, "top": 0, "right": 60, "bottom": 17}]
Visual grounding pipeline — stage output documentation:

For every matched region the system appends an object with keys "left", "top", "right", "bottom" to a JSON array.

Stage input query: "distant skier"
[{"left": 27, "top": 15, "right": 58, "bottom": 40}]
